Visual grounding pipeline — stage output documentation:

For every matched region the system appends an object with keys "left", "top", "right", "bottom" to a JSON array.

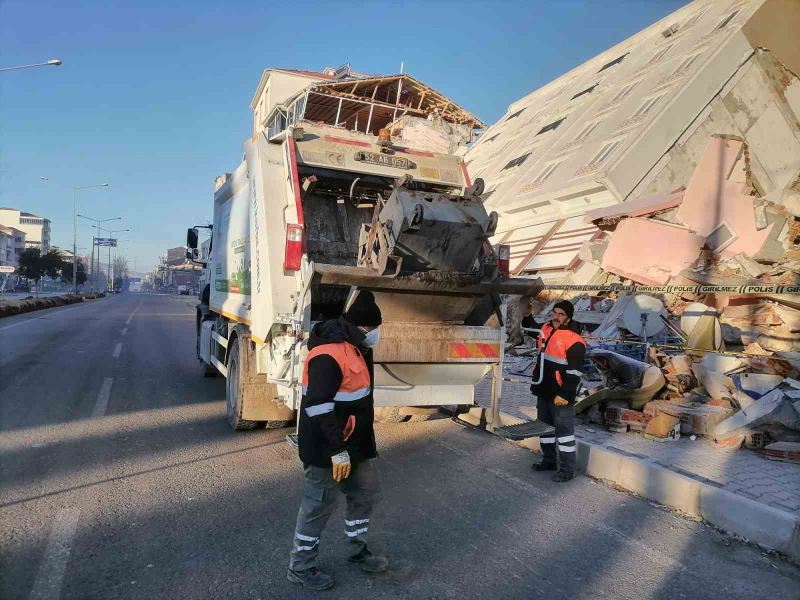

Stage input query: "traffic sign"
[
  {"left": 0, "top": 265, "right": 14, "bottom": 273},
  {"left": 95, "top": 237, "right": 118, "bottom": 247}
]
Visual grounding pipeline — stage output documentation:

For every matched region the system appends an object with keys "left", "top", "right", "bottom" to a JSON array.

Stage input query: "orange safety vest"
[
  {"left": 302, "top": 342, "right": 371, "bottom": 402},
  {"left": 538, "top": 323, "right": 586, "bottom": 386}
]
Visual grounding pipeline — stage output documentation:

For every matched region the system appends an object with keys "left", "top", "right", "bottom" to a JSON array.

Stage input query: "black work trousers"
[{"left": 536, "top": 390, "right": 577, "bottom": 474}]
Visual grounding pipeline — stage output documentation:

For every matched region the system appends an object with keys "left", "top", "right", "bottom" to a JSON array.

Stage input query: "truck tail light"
[
  {"left": 284, "top": 224, "right": 304, "bottom": 271},
  {"left": 496, "top": 244, "right": 510, "bottom": 278}
]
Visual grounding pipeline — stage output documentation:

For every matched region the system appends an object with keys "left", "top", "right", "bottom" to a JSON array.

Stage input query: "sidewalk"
[{"left": 474, "top": 376, "right": 800, "bottom": 560}]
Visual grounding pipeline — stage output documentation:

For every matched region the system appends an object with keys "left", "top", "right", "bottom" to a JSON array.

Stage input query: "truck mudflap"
[{"left": 311, "top": 264, "right": 543, "bottom": 297}]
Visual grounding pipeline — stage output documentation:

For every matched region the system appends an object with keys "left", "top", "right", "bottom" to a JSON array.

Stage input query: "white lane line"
[
  {"left": 91, "top": 377, "right": 114, "bottom": 418},
  {"left": 120, "top": 327, "right": 127, "bottom": 336},
  {"left": 28, "top": 507, "right": 81, "bottom": 600},
  {"left": 112, "top": 343, "right": 122, "bottom": 358},
  {"left": 124, "top": 300, "right": 142, "bottom": 326},
  {"left": 0, "top": 303, "right": 88, "bottom": 333}
]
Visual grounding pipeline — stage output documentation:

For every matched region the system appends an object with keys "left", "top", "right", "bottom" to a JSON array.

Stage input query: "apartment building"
[
  {"left": 0, "top": 224, "right": 27, "bottom": 268},
  {"left": 0, "top": 207, "right": 51, "bottom": 253},
  {"left": 466, "top": 0, "right": 800, "bottom": 280}
]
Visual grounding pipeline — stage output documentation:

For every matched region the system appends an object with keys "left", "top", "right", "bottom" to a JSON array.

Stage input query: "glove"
[
  {"left": 331, "top": 450, "right": 351, "bottom": 482},
  {"left": 554, "top": 395, "right": 569, "bottom": 407}
]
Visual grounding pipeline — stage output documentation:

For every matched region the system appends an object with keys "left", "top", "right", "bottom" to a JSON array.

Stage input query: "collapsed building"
[{"left": 467, "top": 0, "right": 800, "bottom": 459}]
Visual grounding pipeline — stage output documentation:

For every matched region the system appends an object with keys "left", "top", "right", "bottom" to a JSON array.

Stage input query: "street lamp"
[
  {"left": 93, "top": 226, "right": 129, "bottom": 292},
  {"left": 0, "top": 59, "right": 62, "bottom": 73},
  {"left": 78, "top": 213, "right": 119, "bottom": 291},
  {"left": 40, "top": 179, "right": 109, "bottom": 294}
]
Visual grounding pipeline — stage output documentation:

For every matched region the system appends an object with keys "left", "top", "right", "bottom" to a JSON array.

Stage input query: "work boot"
[
  {"left": 532, "top": 462, "right": 557, "bottom": 472},
  {"left": 287, "top": 567, "right": 335, "bottom": 590},
  {"left": 552, "top": 471, "right": 576, "bottom": 483},
  {"left": 348, "top": 548, "right": 389, "bottom": 573}
]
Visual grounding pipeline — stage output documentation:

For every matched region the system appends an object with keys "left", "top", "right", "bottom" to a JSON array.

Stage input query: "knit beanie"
[
  {"left": 344, "top": 291, "right": 383, "bottom": 327},
  {"left": 553, "top": 300, "right": 574, "bottom": 320}
]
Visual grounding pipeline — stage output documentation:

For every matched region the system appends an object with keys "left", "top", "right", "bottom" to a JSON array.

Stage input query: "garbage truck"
[{"left": 187, "top": 67, "right": 544, "bottom": 431}]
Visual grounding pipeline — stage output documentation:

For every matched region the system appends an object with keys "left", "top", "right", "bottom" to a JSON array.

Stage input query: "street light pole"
[
  {"left": 93, "top": 226, "right": 129, "bottom": 292},
  {"left": 0, "top": 59, "right": 62, "bottom": 73},
  {"left": 71, "top": 184, "right": 109, "bottom": 294},
  {"left": 78, "top": 214, "right": 120, "bottom": 292}
]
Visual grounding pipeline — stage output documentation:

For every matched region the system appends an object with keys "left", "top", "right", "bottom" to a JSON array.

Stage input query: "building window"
[
  {"left": 682, "top": 10, "right": 707, "bottom": 29},
  {"left": 536, "top": 117, "right": 566, "bottom": 136},
  {"left": 572, "top": 120, "right": 601, "bottom": 142},
  {"left": 571, "top": 83, "right": 598, "bottom": 101},
  {"left": 533, "top": 160, "right": 563, "bottom": 183},
  {"left": 716, "top": 10, "right": 740, "bottom": 30},
  {"left": 598, "top": 53, "right": 628, "bottom": 72},
  {"left": 610, "top": 82, "right": 638, "bottom": 103},
  {"left": 506, "top": 108, "right": 526, "bottom": 121},
  {"left": 502, "top": 153, "right": 531, "bottom": 171},
  {"left": 484, "top": 133, "right": 501, "bottom": 143},
  {"left": 647, "top": 45, "right": 673, "bottom": 65},
  {"left": 632, "top": 95, "right": 663, "bottom": 119},
  {"left": 588, "top": 139, "right": 624, "bottom": 167},
  {"left": 670, "top": 54, "right": 702, "bottom": 77}
]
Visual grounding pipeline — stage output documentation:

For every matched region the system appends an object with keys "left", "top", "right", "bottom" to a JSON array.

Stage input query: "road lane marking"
[
  {"left": 112, "top": 343, "right": 122, "bottom": 358},
  {"left": 121, "top": 327, "right": 127, "bottom": 336},
  {"left": 125, "top": 300, "right": 142, "bottom": 325},
  {"left": 91, "top": 377, "right": 114, "bottom": 418},
  {"left": 28, "top": 507, "right": 81, "bottom": 600}
]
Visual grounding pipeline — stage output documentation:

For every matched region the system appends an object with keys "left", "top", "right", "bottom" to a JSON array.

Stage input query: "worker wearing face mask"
[{"left": 288, "top": 290, "right": 387, "bottom": 591}]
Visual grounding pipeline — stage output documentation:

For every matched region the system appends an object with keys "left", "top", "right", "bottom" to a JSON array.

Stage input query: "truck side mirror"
[{"left": 187, "top": 227, "right": 198, "bottom": 249}]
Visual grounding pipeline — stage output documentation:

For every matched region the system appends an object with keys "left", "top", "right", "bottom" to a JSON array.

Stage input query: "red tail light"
[
  {"left": 284, "top": 224, "right": 304, "bottom": 271},
  {"left": 496, "top": 244, "right": 510, "bottom": 278}
]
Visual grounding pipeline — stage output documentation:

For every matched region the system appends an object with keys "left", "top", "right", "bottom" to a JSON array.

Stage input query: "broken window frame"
[
  {"left": 598, "top": 53, "right": 628, "bottom": 73},
  {"left": 501, "top": 152, "right": 532, "bottom": 171},
  {"left": 715, "top": 10, "right": 740, "bottom": 30},
  {"left": 536, "top": 117, "right": 567, "bottom": 136},
  {"left": 632, "top": 95, "right": 663, "bottom": 119},
  {"left": 571, "top": 83, "right": 599, "bottom": 101},
  {"left": 532, "top": 160, "right": 564, "bottom": 183},
  {"left": 587, "top": 139, "right": 624, "bottom": 167}
]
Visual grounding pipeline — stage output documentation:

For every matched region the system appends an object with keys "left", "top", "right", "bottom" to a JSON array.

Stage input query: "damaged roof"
[{"left": 307, "top": 74, "right": 484, "bottom": 128}]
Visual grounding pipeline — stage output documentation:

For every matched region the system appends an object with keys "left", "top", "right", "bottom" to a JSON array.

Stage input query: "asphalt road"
[{"left": 1, "top": 293, "right": 799, "bottom": 600}]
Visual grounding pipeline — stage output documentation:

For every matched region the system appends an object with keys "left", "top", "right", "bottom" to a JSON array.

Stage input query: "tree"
[
  {"left": 17, "top": 248, "right": 45, "bottom": 296},
  {"left": 40, "top": 249, "right": 65, "bottom": 279},
  {"left": 112, "top": 256, "right": 129, "bottom": 292},
  {"left": 61, "top": 258, "right": 88, "bottom": 286}
]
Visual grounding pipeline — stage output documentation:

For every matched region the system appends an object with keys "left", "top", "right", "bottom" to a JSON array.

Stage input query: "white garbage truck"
[{"left": 187, "top": 67, "right": 543, "bottom": 432}]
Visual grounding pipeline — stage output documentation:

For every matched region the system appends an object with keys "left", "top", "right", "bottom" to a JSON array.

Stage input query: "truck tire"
[
  {"left": 226, "top": 338, "right": 261, "bottom": 430},
  {"left": 373, "top": 407, "right": 409, "bottom": 423}
]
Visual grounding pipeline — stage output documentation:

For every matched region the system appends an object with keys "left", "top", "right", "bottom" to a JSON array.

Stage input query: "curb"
[
  {"left": 578, "top": 440, "right": 800, "bottom": 561},
  {"left": 452, "top": 406, "right": 800, "bottom": 561}
]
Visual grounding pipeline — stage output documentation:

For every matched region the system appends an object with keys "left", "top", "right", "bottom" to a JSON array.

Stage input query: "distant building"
[
  {"left": 0, "top": 207, "right": 51, "bottom": 253},
  {"left": 0, "top": 224, "right": 27, "bottom": 268},
  {"left": 466, "top": 0, "right": 800, "bottom": 280},
  {"left": 166, "top": 246, "right": 188, "bottom": 266}
]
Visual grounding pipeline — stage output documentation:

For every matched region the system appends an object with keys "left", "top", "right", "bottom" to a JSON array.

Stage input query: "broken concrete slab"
[
  {"left": 645, "top": 398, "right": 736, "bottom": 436},
  {"left": 676, "top": 137, "right": 774, "bottom": 257},
  {"left": 600, "top": 218, "right": 705, "bottom": 285},
  {"left": 584, "top": 189, "right": 685, "bottom": 224},
  {"left": 735, "top": 373, "right": 784, "bottom": 397},
  {"left": 714, "top": 389, "right": 799, "bottom": 436},
  {"left": 700, "top": 353, "right": 746, "bottom": 374}
]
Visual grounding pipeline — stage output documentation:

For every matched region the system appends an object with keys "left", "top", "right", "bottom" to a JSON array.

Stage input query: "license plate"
[{"left": 355, "top": 151, "right": 410, "bottom": 169}]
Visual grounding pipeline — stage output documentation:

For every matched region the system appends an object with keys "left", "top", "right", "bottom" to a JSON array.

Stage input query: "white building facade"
[
  {"left": 466, "top": 0, "right": 800, "bottom": 280},
  {"left": 0, "top": 208, "right": 51, "bottom": 253},
  {"left": 0, "top": 224, "right": 27, "bottom": 268}
]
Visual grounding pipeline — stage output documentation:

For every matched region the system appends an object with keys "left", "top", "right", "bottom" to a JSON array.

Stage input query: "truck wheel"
[
  {"left": 373, "top": 407, "right": 409, "bottom": 423},
  {"left": 226, "top": 339, "right": 261, "bottom": 430}
]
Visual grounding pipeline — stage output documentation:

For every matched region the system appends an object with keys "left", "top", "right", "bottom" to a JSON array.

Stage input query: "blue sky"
[{"left": 0, "top": 0, "right": 684, "bottom": 272}]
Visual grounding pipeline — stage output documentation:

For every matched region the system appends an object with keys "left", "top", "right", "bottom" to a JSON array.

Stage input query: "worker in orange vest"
[
  {"left": 288, "top": 291, "right": 387, "bottom": 591},
  {"left": 531, "top": 300, "right": 586, "bottom": 482}
]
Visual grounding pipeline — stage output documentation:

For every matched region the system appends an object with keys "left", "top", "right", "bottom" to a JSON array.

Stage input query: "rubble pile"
[{"left": 530, "top": 135, "right": 800, "bottom": 462}]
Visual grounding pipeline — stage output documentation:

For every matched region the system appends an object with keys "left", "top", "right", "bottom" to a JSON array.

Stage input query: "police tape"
[
  {"left": 537, "top": 283, "right": 800, "bottom": 295},
  {"left": 583, "top": 336, "right": 786, "bottom": 359}
]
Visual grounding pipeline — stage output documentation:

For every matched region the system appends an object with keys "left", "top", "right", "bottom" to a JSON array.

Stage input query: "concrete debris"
[
  {"left": 734, "top": 373, "right": 784, "bottom": 397},
  {"left": 700, "top": 353, "right": 746, "bottom": 374},
  {"left": 713, "top": 389, "right": 799, "bottom": 437},
  {"left": 644, "top": 413, "right": 681, "bottom": 441},
  {"left": 600, "top": 218, "right": 705, "bottom": 285},
  {"left": 762, "top": 441, "right": 800, "bottom": 464}
]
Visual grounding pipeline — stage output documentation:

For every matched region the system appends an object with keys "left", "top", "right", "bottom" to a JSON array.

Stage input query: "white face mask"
[{"left": 361, "top": 327, "right": 381, "bottom": 348}]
